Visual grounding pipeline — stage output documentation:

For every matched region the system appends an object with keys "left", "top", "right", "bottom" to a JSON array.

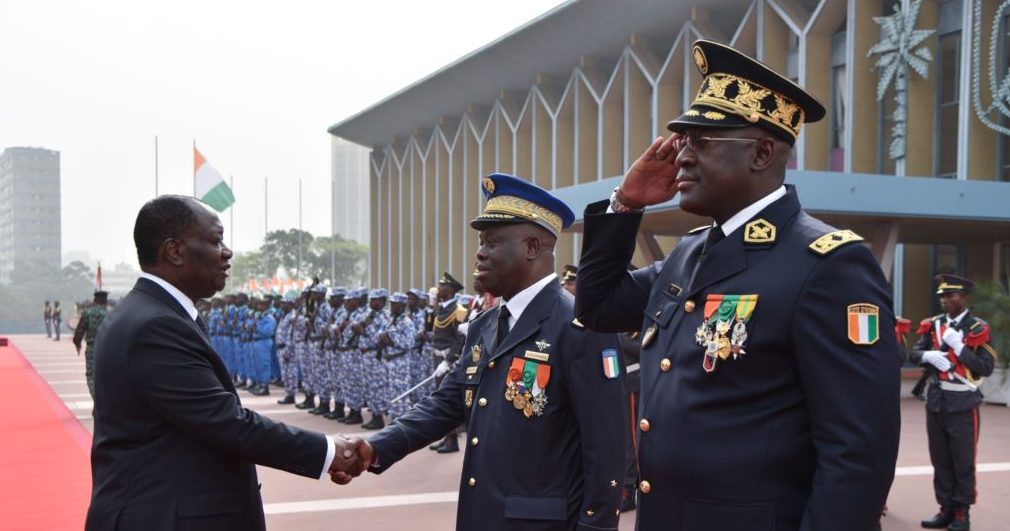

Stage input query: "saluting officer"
[
  {"left": 356, "top": 172, "right": 629, "bottom": 531},
  {"left": 575, "top": 40, "right": 900, "bottom": 531},
  {"left": 910, "top": 274, "right": 996, "bottom": 531}
]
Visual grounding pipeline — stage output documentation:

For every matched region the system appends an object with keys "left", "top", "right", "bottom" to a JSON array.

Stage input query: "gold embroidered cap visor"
[
  {"left": 667, "top": 40, "right": 826, "bottom": 146},
  {"left": 470, "top": 173, "right": 575, "bottom": 238},
  {"left": 934, "top": 273, "right": 974, "bottom": 294}
]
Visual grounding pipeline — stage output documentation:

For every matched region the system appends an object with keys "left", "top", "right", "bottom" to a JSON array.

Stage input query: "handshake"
[{"left": 328, "top": 436, "right": 376, "bottom": 484}]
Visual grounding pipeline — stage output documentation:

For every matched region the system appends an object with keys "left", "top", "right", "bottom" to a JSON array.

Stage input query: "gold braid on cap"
[
  {"left": 483, "top": 195, "right": 562, "bottom": 236},
  {"left": 693, "top": 73, "right": 805, "bottom": 138}
]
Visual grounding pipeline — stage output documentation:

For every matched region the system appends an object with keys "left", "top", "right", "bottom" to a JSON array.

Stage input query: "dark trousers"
[
  {"left": 927, "top": 407, "right": 980, "bottom": 507},
  {"left": 624, "top": 390, "right": 640, "bottom": 489}
]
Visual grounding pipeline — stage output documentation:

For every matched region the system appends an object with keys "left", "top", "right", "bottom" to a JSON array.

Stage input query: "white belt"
[{"left": 939, "top": 380, "right": 975, "bottom": 392}]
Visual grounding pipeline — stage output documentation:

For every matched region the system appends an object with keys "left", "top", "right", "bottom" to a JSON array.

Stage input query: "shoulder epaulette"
[
  {"left": 571, "top": 318, "right": 585, "bottom": 329},
  {"left": 686, "top": 225, "right": 712, "bottom": 235},
  {"left": 808, "top": 230, "right": 864, "bottom": 256}
]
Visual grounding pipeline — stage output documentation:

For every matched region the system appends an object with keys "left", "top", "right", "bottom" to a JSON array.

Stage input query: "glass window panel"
[
  {"left": 939, "top": 33, "right": 960, "bottom": 102},
  {"left": 938, "top": 104, "right": 959, "bottom": 176}
]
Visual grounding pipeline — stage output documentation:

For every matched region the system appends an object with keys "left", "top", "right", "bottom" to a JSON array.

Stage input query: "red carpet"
[{"left": 0, "top": 340, "right": 92, "bottom": 530}]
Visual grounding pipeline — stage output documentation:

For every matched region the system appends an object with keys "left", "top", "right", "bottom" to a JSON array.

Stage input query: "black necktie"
[
  {"left": 496, "top": 306, "right": 511, "bottom": 348},
  {"left": 701, "top": 227, "right": 725, "bottom": 256},
  {"left": 195, "top": 316, "right": 210, "bottom": 337}
]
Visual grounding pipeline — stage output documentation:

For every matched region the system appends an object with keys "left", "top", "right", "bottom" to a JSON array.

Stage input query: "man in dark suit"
[
  {"left": 86, "top": 195, "right": 361, "bottom": 531},
  {"left": 575, "top": 40, "right": 900, "bottom": 531},
  {"left": 349, "top": 173, "right": 629, "bottom": 531}
]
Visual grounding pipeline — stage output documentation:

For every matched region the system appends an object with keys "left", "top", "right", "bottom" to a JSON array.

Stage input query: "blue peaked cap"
[{"left": 470, "top": 173, "right": 575, "bottom": 237}]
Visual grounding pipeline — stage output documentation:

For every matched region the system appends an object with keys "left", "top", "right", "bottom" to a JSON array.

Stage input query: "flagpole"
[
  {"left": 298, "top": 179, "right": 303, "bottom": 279},
  {"left": 229, "top": 175, "right": 234, "bottom": 251},
  {"left": 330, "top": 175, "right": 335, "bottom": 285},
  {"left": 154, "top": 135, "right": 159, "bottom": 196}
]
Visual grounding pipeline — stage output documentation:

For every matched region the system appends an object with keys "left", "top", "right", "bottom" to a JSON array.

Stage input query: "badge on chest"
[
  {"left": 505, "top": 356, "right": 551, "bottom": 417},
  {"left": 695, "top": 294, "right": 759, "bottom": 373}
]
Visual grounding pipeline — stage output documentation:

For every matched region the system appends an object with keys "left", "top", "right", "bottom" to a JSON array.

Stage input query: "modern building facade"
[
  {"left": 0, "top": 147, "right": 61, "bottom": 284},
  {"left": 329, "top": 0, "right": 1010, "bottom": 320},
  {"left": 331, "top": 137, "right": 371, "bottom": 246}
]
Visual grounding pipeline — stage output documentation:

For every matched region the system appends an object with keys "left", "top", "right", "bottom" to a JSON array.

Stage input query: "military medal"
[
  {"left": 471, "top": 344, "right": 482, "bottom": 364},
  {"left": 465, "top": 389, "right": 474, "bottom": 408},
  {"left": 528, "top": 363, "right": 551, "bottom": 416},
  {"left": 513, "top": 392, "right": 527, "bottom": 410},
  {"left": 698, "top": 294, "right": 759, "bottom": 372}
]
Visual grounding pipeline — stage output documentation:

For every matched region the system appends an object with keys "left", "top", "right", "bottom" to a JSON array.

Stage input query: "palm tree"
[{"left": 867, "top": 0, "right": 935, "bottom": 170}]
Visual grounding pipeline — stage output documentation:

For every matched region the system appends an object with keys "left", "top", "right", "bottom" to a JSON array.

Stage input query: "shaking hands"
[{"left": 328, "top": 436, "right": 375, "bottom": 485}]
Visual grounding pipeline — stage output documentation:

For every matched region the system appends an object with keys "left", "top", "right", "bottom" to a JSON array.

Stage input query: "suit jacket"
[
  {"left": 576, "top": 187, "right": 901, "bottom": 531},
  {"left": 369, "top": 281, "right": 629, "bottom": 531},
  {"left": 85, "top": 278, "right": 327, "bottom": 531}
]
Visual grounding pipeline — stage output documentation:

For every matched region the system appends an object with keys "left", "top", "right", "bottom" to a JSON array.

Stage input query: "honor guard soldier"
[
  {"left": 322, "top": 287, "right": 348, "bottom": 420},
  {"left": 338, "top": 288, "right": 370, "bottom": 425},
  {"left": 381, "top": 292, "right": 418, "bottom": 419},
  {"left": 73, "top": 289, "right": 110, "bottom": 401},
  {"left": 357, "top": 173, "right": 629, "bottom": 531},
  {"left": 427, "top": 272, "right": 469, "bottom": 452},
  {"left": 52, "top": 301, "right": 62, "bottom": 341},
  {"left": 406, "top": 289, "right": 430, "bottom": 405},
  {"left": 356, "top": 289, "right": 392, "bottom": 429},
  {"left": 249, "top": 298, "right": 276, "bottom": 395},
  {"left": 910, "top": 275, "right": 996, "bottom": 531},
  {"left": 275, "top": 296, "right": 299, "bottom": 404},
  {"left": 575, "top": 40, "right": 900, "bottom": 531},
  {"left": 293, "top": 289, "right": 315, "bottom": 409},
  {"left": 44, "top": 300, "right": 53, "bottom": 337},
  {"left": 308, "top": 286, "right": 333, "bottom": 416}
]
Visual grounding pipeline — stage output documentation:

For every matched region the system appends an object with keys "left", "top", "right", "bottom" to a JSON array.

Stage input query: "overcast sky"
[{"left": 1, "top": 0, "right": 565, "bottom": 268}]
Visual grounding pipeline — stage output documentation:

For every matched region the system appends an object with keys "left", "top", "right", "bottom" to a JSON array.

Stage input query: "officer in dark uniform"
[
  {"left": 910, "top": 274, "right": 995, "bottom": 531},
  {"left": 353, "top": 173, "right": 629, "bottom": 531},
  {"left": 427, "top": 271, "right": 469, "bottom": 453},
  {"left": 575, "top": 40, "right": 900, "bottom": 531}
]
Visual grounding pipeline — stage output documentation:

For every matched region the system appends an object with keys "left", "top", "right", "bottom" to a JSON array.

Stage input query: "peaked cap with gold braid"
[
  {"left": 667, "top": 40, "right": 826, "bottom": 145},
  {"left": 470, "top": 173, "right": 575, "bottom": 237}
]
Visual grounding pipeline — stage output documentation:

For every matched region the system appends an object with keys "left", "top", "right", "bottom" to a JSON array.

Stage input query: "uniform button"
[
  {"left": 586, "top": 509, "right": 594, "bottom": 517},
  {"left": 684, "top": 300, "right": 696, "bottom": 313},
  {"left": 471, "top": 437, "right": 479, "bottom": 446},
  {"left": 660, "top": 358, "right": 672, "bottom": 372},
  {"left": 478, "top": 397, "right": 488, "bottom": 407},
  {"left": 639, "top": 418, "right": 651, "bottom": 432},
  {"left": 488, "top": 361, "right": 496, "bottom": 369},
  {"left": 639, "top": 480, "right": 651, "bottom": 493},
  {"left": 654, "top": 309, "right": 661, "bottom": 318},
  {"left": 468, "top": 477, "right": 476, "bottom": 487}
]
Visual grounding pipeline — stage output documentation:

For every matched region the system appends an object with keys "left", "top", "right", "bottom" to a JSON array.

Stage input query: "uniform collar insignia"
[
  {"left": 743, "top": 218, "right": 776, "bottom": 244},
  {"left": 535, "top": 338, "right": 551, "bottom": 351}
]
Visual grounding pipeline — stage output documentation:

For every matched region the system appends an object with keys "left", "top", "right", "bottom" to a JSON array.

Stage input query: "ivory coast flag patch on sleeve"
[
  {"left": 847, "top": 304, "right": 880, "bottom": 345},
  {"left": 602, "top": 349, "right": 620, "bottom": 379}
]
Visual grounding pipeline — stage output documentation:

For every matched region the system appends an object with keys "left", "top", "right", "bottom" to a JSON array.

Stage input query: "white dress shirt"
[
  {"left": 138, "top": 271, "right": 336, "bottom": 480},
  {"left": 711, "top": 185, "right": 787, "bottom": 238},
  {"left": 501, "top": 273, "right": 558, "bottom": 331}
]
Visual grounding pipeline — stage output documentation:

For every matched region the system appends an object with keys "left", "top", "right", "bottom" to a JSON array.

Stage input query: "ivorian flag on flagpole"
[
  {"left": 95, "top": 262, "right": 103, "bottom": 291},
  {"left": 194, "top": 146, "right": 235, "bottom": 212}
]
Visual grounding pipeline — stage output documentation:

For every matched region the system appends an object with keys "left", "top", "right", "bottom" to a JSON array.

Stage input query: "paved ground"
[{"left": 11, "top": 334, "right": 1010, "bottom": 530}]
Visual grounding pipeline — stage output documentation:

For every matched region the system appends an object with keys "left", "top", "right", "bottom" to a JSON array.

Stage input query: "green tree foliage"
[
  {"left": 971, "top": 282, "right": 1010, "bottom": 369},
  {"left": 224, "top": 230, "right": 367, "bottom": 291},
  {"left": 0, "top": 260, "right": 95, "bottom": 333}
]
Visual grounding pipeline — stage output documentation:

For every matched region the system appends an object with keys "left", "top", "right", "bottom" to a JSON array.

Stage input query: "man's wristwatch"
[{"left": 609, "top": 186, "right": 645, "bottom": 214}]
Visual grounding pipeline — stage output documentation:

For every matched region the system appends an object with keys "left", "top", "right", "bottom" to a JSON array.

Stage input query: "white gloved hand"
[
  {"left": 921, "top": 350, "right": 952, "bottom": 371},
  {"left": 942, "top": 328, "right": 965, "bottom": 355},
  {"left": 434, "top": 360, "right": 451, "bottom": 378}
]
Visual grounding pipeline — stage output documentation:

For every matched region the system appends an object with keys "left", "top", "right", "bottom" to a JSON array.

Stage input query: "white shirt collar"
[
  {"left": 502, "top": 273, "right": 558, "bottom": 330},
  {"left": 139, "top": 271, "right": 199, "bottom": 321},
  {"left": 440, "top": 295, "right": 458, "bottom": 308},
  {"left": 714, "top": 185, "right": 787, "bottom": 238},
  {"left": 947, "top": 309, "right": 968, "bottom": 324}
]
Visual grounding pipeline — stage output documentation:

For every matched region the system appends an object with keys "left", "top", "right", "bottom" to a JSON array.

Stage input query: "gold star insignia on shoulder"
[
  {"left": 809, "top": 230, "right": 864, "bottom": 255},
  {"left": 535, "top": 338, "right": 551, "bottom": 351},
  {"left": 743, "top": 218, "right": 776, "bottom": 243}
]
